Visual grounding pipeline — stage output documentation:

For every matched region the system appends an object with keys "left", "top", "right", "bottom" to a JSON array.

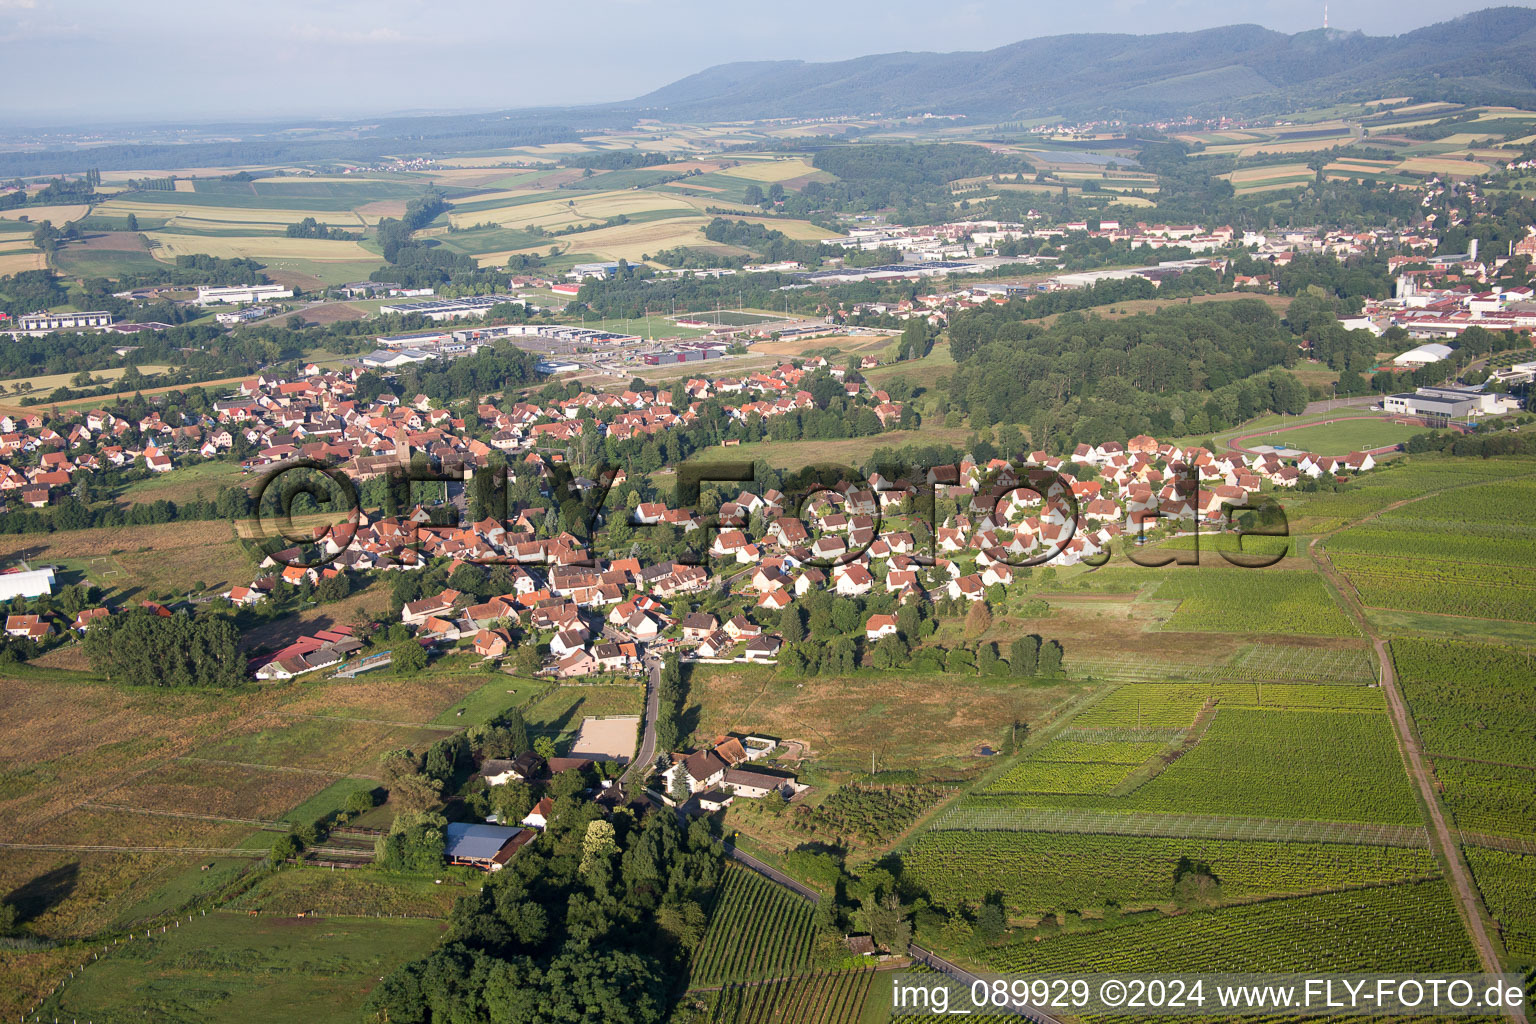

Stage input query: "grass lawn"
[
  {"left": 429, "top": 673, "right": 549, "bottom": 726},
  {"left": 47, "top": 911, "right": 445, "bottom": 1024},
  {"left": 1239, "top": 417, "right": 1425, "bottom": 455},
  {"left": 116, "top": 459, "right": 250, "bottom": 505},
  {"left": 682, "top": 426, "right": 976, "bottom": 472}
]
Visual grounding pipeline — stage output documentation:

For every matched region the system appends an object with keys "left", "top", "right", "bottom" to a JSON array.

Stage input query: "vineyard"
[
  {"left": 690, "top": 865, "right": 819, "bottom": 988},
  {"left": 1069, "top": 683, "right": 1208, "bottom": 730},
  {"left": 984, "top": 880, "right": 1479, "bottom": 975},
  {"left": 1379, "top": 478, "right": 1536, "bottom": 527},
  {"left": 1326, "top": 526, "right": 1536, "bottom": 568},
  {"left": 1433, "top": 758, "right": 1536, "bottom": 841},
  {"left": 1466, "top": 847, "right": 1536, "bottom": 959},
  {"left": 1328, "top": 477, "right": 1536, "bottom": 622},
  {"left": 1393, "top": 638, "right": 1536, "bottom": 764},
  {"left": 926, "top": 804, "right": 1430, "bottom": 846},
  {"left": 789, "top": 784, "right": 951, "bottom": 845},
  {"left": 985, "top": 759, "right": 1144, "bottom": 795},
  {"left": 1153, "top": 569, "right": 1359, "bottom": 637},
  {"left": 1336, "top": 555, "right": 1536, "bottom": 622},
  {"left": 901, "top": 832, "right": 1439, "bottom": 916},
  {"left": 705, "top": 969, "right": 874, "bottom": 1024},
  {"left": 1279, "top": 457, "right": 1536, "bottom": 531},
  {"left": 972, "top": 709, "right": 1422, "bottom": 824},
  {"left": 1064, "top": 642, "right": 1374, "bottom": 685}
]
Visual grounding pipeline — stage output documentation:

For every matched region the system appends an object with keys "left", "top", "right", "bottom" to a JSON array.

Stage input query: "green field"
[
  {"left": 1242, "top": 417, "right": 1424, "bottom": 455},
  {"left": 47, "top": 911, "right": 445, "bottom": 1024}
]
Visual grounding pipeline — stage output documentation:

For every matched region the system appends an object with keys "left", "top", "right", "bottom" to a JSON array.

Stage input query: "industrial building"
[
  {"left": 196, "top": 284, "right": 293, "bottom": 305},
  {"left": 1383, "top": 386, "right": 1505, "bottom": 422},
  {"left": 378, "top": 295, "right": 525, "bottom": 321},
  {"left": 17, "top": 310, "right": 115, "bottom": 332},
  {"left": 642, "top": 345, "right": 727, "bottom": 365}
]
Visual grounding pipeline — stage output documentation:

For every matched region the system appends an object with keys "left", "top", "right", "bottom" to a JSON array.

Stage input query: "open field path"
[{"left": 1309, "top": 518, "right": 1517, "bottom": 1017}]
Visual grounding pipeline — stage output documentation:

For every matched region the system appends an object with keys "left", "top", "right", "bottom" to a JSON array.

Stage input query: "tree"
[
  {"left": 668, "top": 765, "right": 691, "bottom": 805},
  {"left": 1038, "top": 639, "right": 1064, "bottom": 677},
  {"left": 964, "top": 602, "right": 992, "bottom": 638},
  {"left": 778, "top": 605, "right": 804, "bottom": 643},
  {"left": 393, "top": 640, "right": 428, "bottom": 675},
  {"left": 534, "top": 735, "right": 557, "bottom": 761},
  {"left": 270, "top": 832, "right": 302, "bottom": 863},
  {"left": 580, "top": 819, "right": 618, "bottom": 885},
  {"left": 1010, "top": 636, "right": 1040, "bottom": 676}
]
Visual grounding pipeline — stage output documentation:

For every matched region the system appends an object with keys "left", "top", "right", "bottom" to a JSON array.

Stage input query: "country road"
[{"left": 1307, "top": 534, "right": 1522, "bottom": 1023}]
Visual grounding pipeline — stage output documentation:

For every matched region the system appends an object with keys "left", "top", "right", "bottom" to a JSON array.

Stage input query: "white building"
[
  {"left": 1392, "top": 343, "right": 1454, "bottom": 367},
  {"left": 0, "top": 567, "right": 57, "bottom": 601},
  {"left": 17, "top": 310, "right": 114, "bottom": 332},
  {"left": 196, "top": 284, "right": 293, "bottom": 305}
]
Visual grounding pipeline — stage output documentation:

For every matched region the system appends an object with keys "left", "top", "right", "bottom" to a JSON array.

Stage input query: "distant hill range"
[{"left": 624, "top": 7, "right": 1536, "bottom": 121}]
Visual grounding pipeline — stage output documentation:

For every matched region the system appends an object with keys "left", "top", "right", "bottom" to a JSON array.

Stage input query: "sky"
[{"left": 2, "top": 0, "right": 1531, "bottom": 125}]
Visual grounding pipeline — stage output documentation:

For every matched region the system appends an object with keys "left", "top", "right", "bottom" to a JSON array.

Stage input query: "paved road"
[{"left": 620, "top": 654, "right": 662, "bottom": 788}]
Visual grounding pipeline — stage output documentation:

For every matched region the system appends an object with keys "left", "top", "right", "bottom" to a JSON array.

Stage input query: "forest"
[{"left": 945, "top": 299, "right": 1309, "bottom": 447}]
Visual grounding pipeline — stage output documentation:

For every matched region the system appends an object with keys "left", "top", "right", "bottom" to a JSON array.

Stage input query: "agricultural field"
[
  {"left": 689, "top": 865, "right": 818, "bottom": 987},
  {"left": 903, "top": 833, "right": 1438, "bottom": 917},
  {"left": 983, "top": 880, "right": 1479, "bottom": 975},
  {"left": 1152, "top": 568, "right": 1360, "bottom": 636},
  {"left": 43, "top": 911, "right": 445, "bottom": 1024},
  {"left": 1330, "top": 476, "right": 1536, "bottom": 623},
  {"left": 1393, "top": 638, "right": 1536, "bottom": 766},
  {"left": 1466, "top": 848, "right": 1536, "bottom": 960},
  {"left": 961, "top": 702, "right": 1420, "bottom": 825},
  {"left": 686, "top": 664, "right": 1085, "bottom": 771},
  {"left": 704, "top": 970, "right": 874, "bottom": 1024}
]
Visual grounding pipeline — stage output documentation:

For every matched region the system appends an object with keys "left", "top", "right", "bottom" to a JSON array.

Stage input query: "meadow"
[{"left": 46, "top": 911, "right": 445, "bottom": 1024}]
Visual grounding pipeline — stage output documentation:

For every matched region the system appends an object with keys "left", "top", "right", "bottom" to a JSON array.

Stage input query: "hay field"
[
  {"left": 146, "top": 233, "right": 376, "bottom": 261},
  {"left": 482, "top": 215, "right": 712, "bottom": 264},
  {"left": 98, "top": 199, "right": 371, "bottom": 229},
  {"left": 0, "top": 251, "right": 47, "bottom": 274},
  {"left": 0, "top": 519, "right": 252, "bottom": 599},
  {"left": 718, "top": 157, "right": 819, "bottom": 182},
  {"left": 0, "top": 364, "right": 172, "bottom": 397},
  {"left": 1397, "top": 156, "right": 1492, "bottom": 175},
  {"left": 732, "top": 215, "right": 840, "bottom": 240},
  {"left": 0, "top": 203, "right": 89, "bottom": 224},
  {"left": 447, "top": 189, "right": 690, "bottom": 230}
]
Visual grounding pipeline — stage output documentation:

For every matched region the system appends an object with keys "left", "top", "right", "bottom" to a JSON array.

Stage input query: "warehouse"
[
  {"left": 17, "top": 310, "right": 115, "bottom": 332},
  {"left": 196, "top": 284, "right": 293, "bottom": 305},
  {"left": 378, "top": 295, "right": 523, "bottom": 321},
  {"left": 0, "top": 567, "right": 57, "bottom": 601},
  {"left": 1392, "top": 342, "right": 1454, "bottom": 367}
]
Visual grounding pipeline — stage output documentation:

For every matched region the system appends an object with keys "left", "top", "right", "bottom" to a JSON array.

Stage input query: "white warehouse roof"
[{"left": 1393, "top": 343, "right": 1454, "bottom": 366}]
